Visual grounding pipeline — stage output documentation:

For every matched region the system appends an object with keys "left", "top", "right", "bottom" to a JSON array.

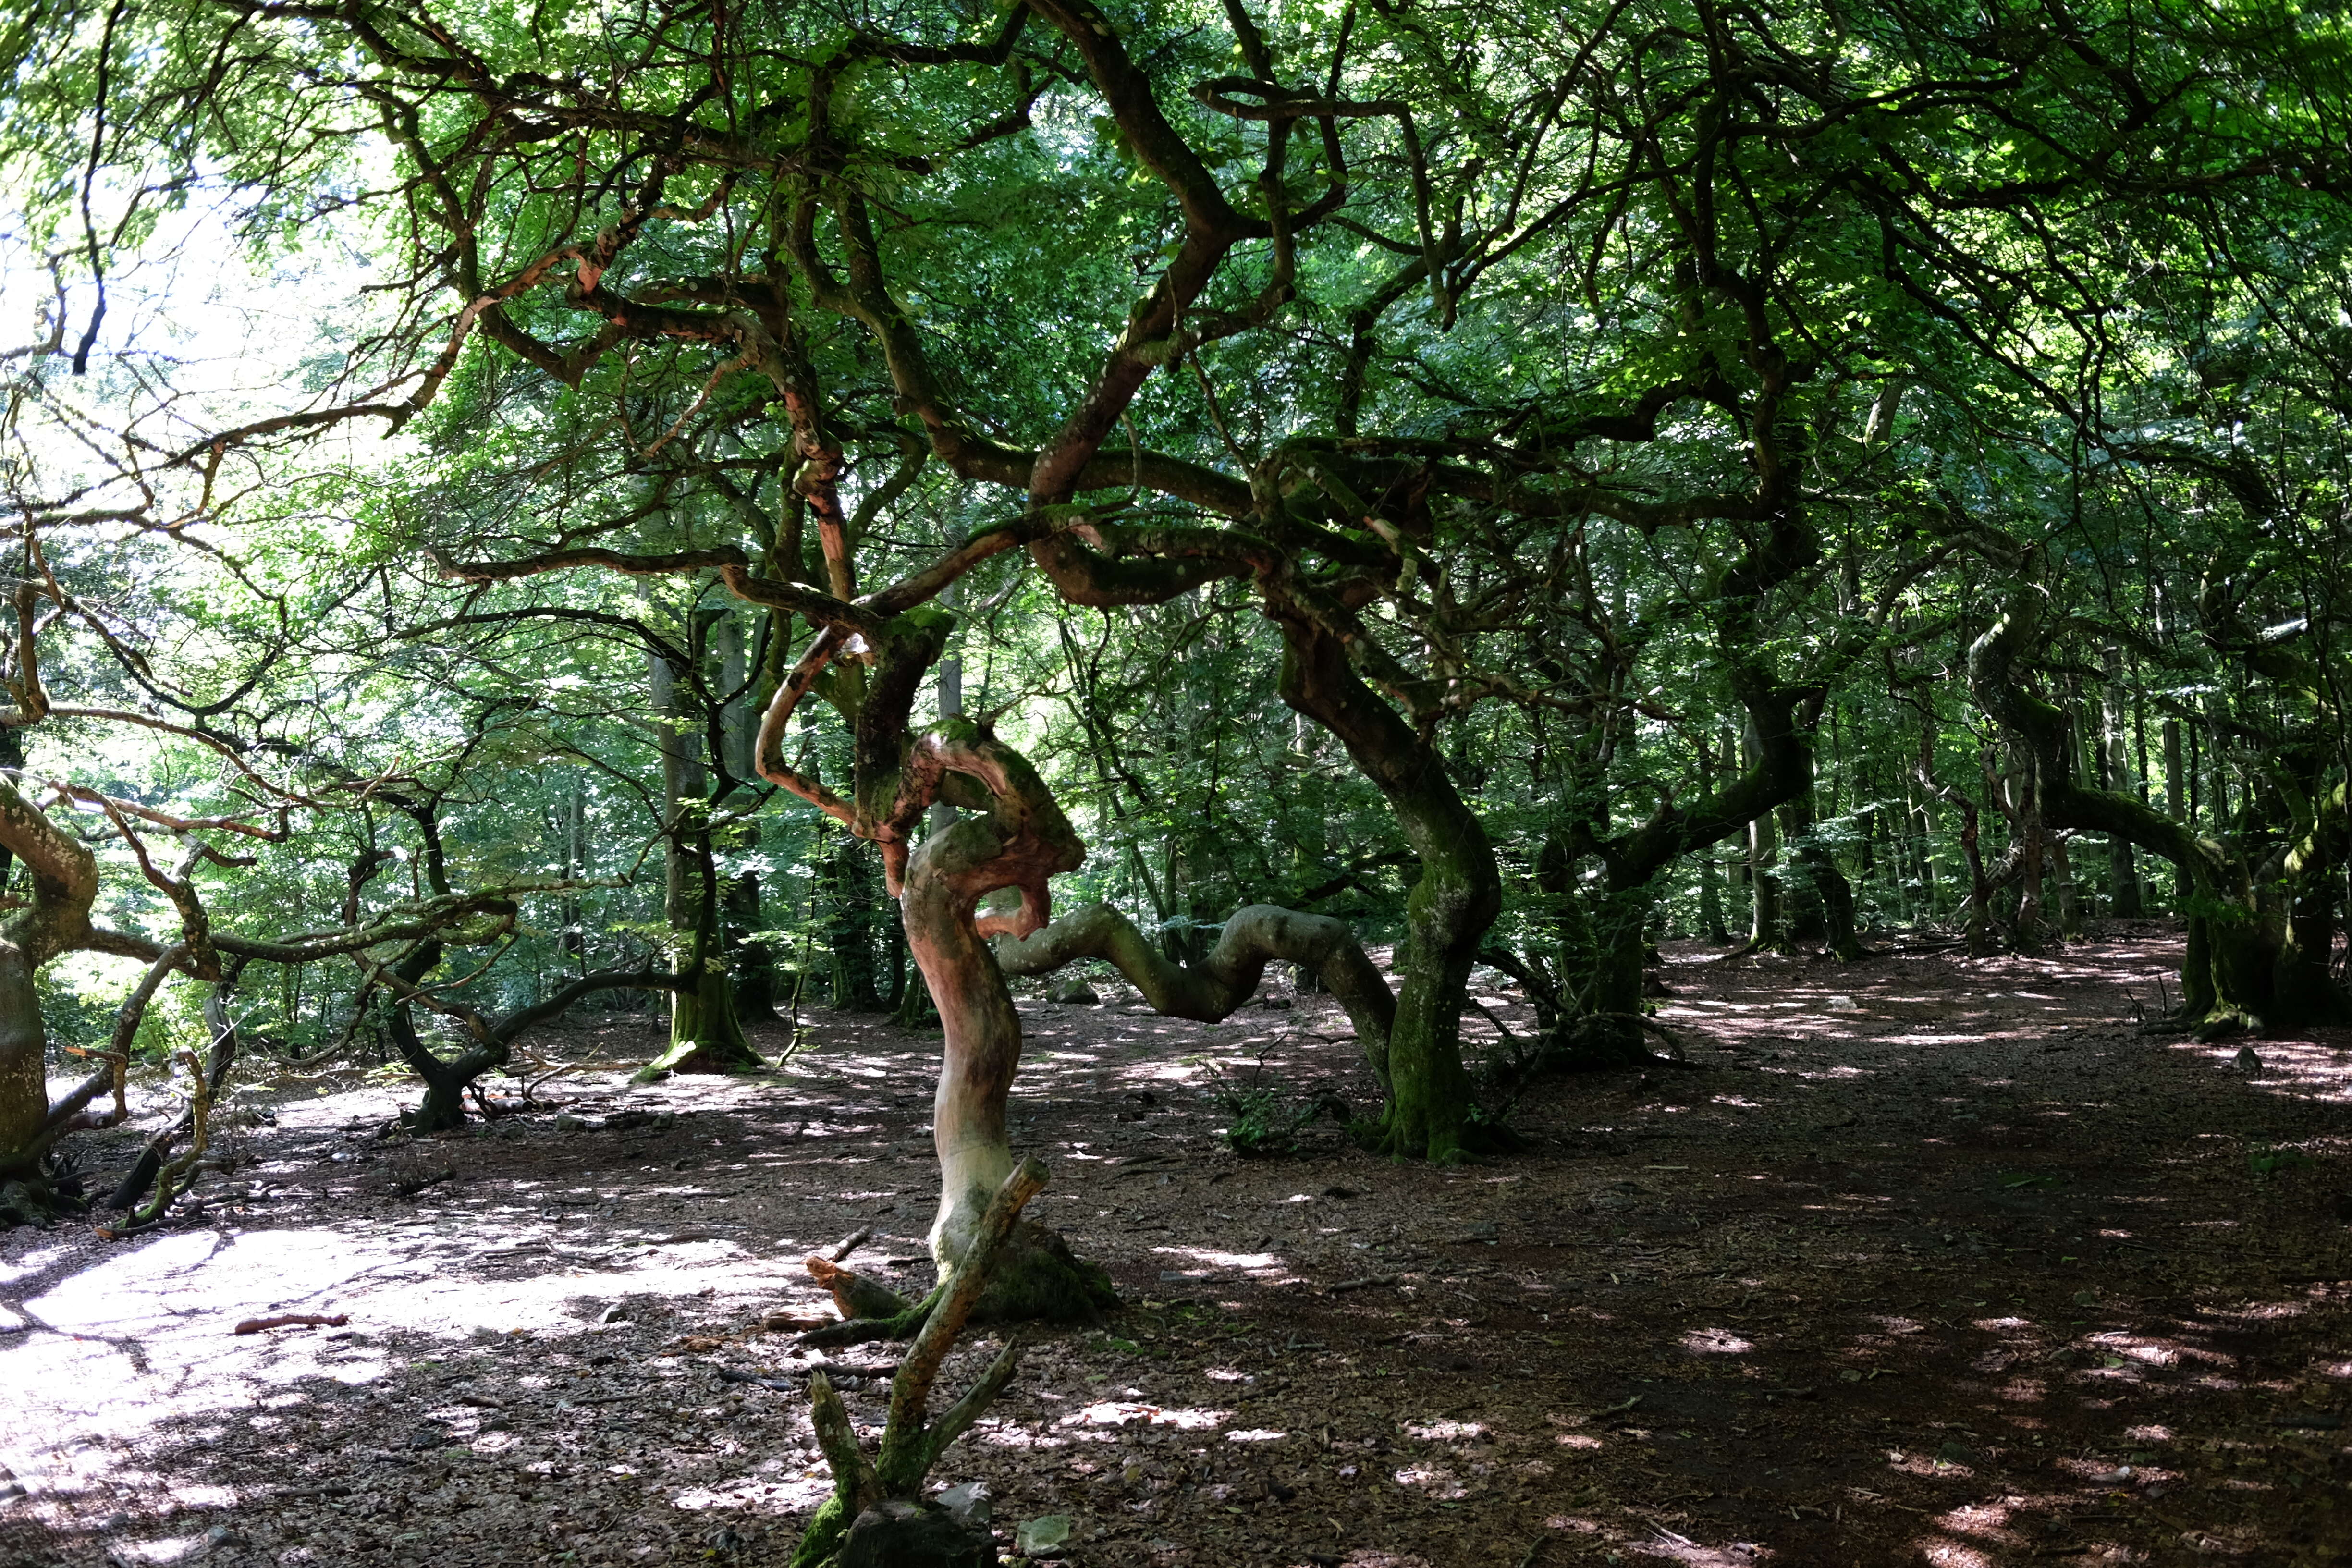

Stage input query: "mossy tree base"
[
  {"left": 968, "top": 1222, "right": 1116, "bottom": 1324},
  {"left": 402, "top": 1079, "right": 471, "bottom": 1134},
  {"left": 637, "top": 964, "right": 764, "bottom": 1081},
  {"left": 0, "top": 1158, "right": 84, "bottom": 1229},
  {"left": 801, "top": 1222, "right": 1115, "bottom": 1348}
]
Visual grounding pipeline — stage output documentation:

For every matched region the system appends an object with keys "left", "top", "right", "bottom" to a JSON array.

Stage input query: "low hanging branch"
[{"left": 994, "top": 900, "right": 1397, "bottom": 1084}]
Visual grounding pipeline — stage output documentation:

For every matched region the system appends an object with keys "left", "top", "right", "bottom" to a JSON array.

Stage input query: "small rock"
[
  {"left": 553, "top": 1115, "right": 587, "bottom": 1132},
  {"left": 1047, "top": 978, "right": 1101, "bottom": 1005},
  {"left": 2234, "top": 1045, "right": 2263, "bottom": 1073},
  {"left": 936, "top": 1481, "right": 992, "bottom": 1528},
  {"left": 839, "top": 1499, "right": 992, "bottom": 1568},
  {"left": 600, "top": 1305, "right": 631, "bottom": 1326},
  {"left": 1824, "top": 994, "right": 1861, "bottom": 1012},
  {"left": 1458, "top": 1221, "right": 1500, "bottom": 1243},
  {"left": 1014, "top": 1514, "right": 1073, "bottom": 1558}
]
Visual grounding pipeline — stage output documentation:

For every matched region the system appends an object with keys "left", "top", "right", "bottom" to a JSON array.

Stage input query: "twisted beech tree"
[{"left": 11, "top": 0, "right": 2348, "bottom": 1263}]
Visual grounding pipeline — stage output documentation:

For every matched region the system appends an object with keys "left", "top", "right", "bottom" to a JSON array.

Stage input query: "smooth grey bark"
[{"left": 996, "top": 901, "right": 1395, "bottom": 1080}]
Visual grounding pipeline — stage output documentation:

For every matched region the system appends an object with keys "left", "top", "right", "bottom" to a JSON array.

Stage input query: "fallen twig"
[
  {"left": 233, "top": 1313, "right": 349, "bottom": 1335},
  {"left": 393, "top": 1165, "right": 456, "bottom": 1198},
  {"left": 714, "top": 1366, "right": 810, "bottom": 1392}
]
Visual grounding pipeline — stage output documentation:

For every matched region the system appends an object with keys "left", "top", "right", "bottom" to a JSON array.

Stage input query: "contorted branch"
[
  {"left": 1966, "top": 574, "right": 2235, "bottom": 895},
  {"left": 428, "top": 546, "right": 876, "bottom": 636},
  {"left": 33, "top": 940, "right": 184, "bottom": 1157},
  {"left": 995, "top": 902, "right": 1396, "bottom": 1083}
]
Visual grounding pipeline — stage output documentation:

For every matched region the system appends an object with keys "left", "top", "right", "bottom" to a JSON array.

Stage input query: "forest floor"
[{"left": 4, "top": 926, "right": 2351, "bottom": 1568}]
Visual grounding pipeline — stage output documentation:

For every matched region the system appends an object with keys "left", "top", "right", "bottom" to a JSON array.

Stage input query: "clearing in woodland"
[{"left": 2, "top": 930, "right": 2345, "bottom": 1568}]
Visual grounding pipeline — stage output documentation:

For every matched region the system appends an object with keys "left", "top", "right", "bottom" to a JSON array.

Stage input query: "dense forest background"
[{"left": 0, "top": 0, "right": 2346, "bottom": 1205}]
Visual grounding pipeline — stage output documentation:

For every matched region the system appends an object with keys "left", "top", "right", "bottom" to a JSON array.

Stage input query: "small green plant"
[
  {"left": 1200, "top": 1041, "right": 1343, "bottom": 1158},
  {"left": 2248, "top": 1141, "right": 2315, "bottom": 1179}
]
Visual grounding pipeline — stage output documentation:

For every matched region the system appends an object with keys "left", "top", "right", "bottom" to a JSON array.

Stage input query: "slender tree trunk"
[
  {"left": 1695, "top": 743, "right": 1730, "bottom": 941},
  {"left": 1747, "top": 806, "right": 1785, "bottom": 951},
  {"left": 642, "top": 602, "right": 759, "bottom": 1075},
  {"left": 718, "top": 611, "right": 779, "bottom": 1022},
  {"left": 2103, "top": 648, "right": 2143, "bottom": 917},
  {"left": 825, "top": 833, "right": 883, "bottom": 1010},
  {"left": 2049, "top": 831, "right": 2084, "bottom": 940},
  {"left": 2162, "top": 716, "right": 2188, "bottom": 906},
  {"left": 560, "top": 775, "right": 586, "bottom": 968},
  {"left": 1782, "top": 749, "right": 1861, "bottom": 960},
  {"left": 2013, "top": 752, "right": 2047, "bottom": 947},
  {"left": 1698, "top": 850, "right": 1730, "bottom": 943},
  {"left": 1911, "top": 720, "right": 1940, "bottom": 919}
]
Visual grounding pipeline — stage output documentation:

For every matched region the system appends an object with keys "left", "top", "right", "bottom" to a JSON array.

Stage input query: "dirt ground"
[{"left": 4, "top": 926, "right": 2350, "bottom": 1568}]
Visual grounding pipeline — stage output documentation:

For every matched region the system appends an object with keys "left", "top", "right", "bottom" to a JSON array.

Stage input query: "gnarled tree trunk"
[
  {"left": 1274, "top": 616, "right": 1498, "bottom": 1163},
  {"left": 1969, "top": 573, "right": 2349, "bottom": 1035},
  {"left": 897, "top": 723, "right": 1113, "bottom": 1321},
  {"left": 0, "top": 776, "right": 130, "bottom": 1220}
]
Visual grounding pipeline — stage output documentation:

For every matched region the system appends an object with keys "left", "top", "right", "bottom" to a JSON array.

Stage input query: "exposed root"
[
  {"left": 0, "top": 1156, "right": 85, "bottom": 1230},
  {"left": 800, "top": 1286, "right": 946, "bottom": 1349}
]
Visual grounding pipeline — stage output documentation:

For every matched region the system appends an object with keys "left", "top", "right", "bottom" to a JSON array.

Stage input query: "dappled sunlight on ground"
[{"left": 5, "top": 931, "right": 2352, "bottom": 1565}]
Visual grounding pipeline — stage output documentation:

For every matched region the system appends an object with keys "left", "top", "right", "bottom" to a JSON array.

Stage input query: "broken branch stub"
[
  {"left": 790, "top": 1158, "right": 1047, "bottom": 1568},
  {"left": 878, "top": 1155, "right": 1046, "bottom": 1487}
]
